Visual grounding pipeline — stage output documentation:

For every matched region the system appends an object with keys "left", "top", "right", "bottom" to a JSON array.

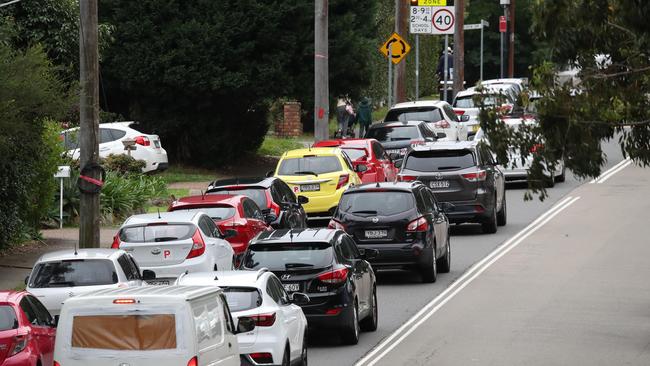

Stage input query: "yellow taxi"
[{"left": 274, "top": 147, "right": 363, "bottom": 218}]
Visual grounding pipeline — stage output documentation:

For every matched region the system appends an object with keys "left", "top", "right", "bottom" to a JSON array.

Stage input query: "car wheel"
[
  {"left": 497, "top": 192, "right": 507, "bottom": 227},
  {"left": 555, "top": 166, "right": 566, "bottom": 183},
  {"left": 341, "top": 301, "right": 360, "bottom": 345},
  {"left": 437, "top": 235, "right": 451, "bottom": 273},
  {"left": 298, "top": 332, "right": 308, "bottom": 366},
  {"left": 360, "top": 288, "right": 378, "bottom": 332},
  {"left": 481, "top": 198, "right": 498, "bottom": 234},
  {"left": 282, "top": 346, "right": 291, "bottom": 366},
  {"left": 420, "top": 246, "right": 437, "bottom": 283}
]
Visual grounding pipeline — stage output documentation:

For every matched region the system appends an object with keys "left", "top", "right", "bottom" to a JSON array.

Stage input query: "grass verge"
[
  {"left": 157, "top": 166, "right": 215, "bottom": 184},
  {"left": 258, "top": 136, "right": 304, "bottom": 157}
]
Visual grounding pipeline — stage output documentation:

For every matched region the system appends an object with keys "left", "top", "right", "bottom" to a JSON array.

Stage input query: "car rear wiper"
[
  {"left": 293, "top": 171, "right": 319, "bottom": 176},
  {"left": 285, "top": 263, "right": 315, "bottom": 269},
  {"left": 390, "top": 138, "right": 411, "bottom": 141},
  {"left": 352, "top": 210, "right": 378, "bottom": 215},
  {"left": 154, "top": 237, "right": 179, "bottom": 242},
  {"left": 47, "top": 281, "right": 75, "bottom": 287},
  {"left": 436, "top": 166, "right": 461, "bottom": 170}
]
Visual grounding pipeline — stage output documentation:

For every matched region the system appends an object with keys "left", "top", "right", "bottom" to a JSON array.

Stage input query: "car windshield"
[
  {"left": 208, "top": 188, "right": 268, "bottom": 208},
  {"left": 242, "top": 242, "right": 333, "bottom": 271},
  {"left": 0, "top": 306, "right": 18, "bottom": 331},
  {"left": 119, "top": 224, "right": 195, "bottom": 243},
  {"left": 339, "top": 191, "right": 414, "bottom": 216},
  {"left": 342, "top": 148, "right": 368, "bottom": 161},
  {"left": 454, "top": 94, "right": 506, "bottom": 109},
  {"left": 384, "top": 107, "right": 444, "bottom": 123},
  {"left": 366, "top": 126, "right": 419, "bottom": 142},
  {"left": 221, "top": 287, "right": 262, "bottom": 312},
  {"left": 170, "top": 206, "right": 236, "bottom": 221},
  {"left": 30, "top": 259, "right": 118, "bottom": 288},
  {"left": 277, "top": 156, "right": 342, "bottom": 175},
  {"left": 404, "top": 150, "right": 476, "bottom": 172}
]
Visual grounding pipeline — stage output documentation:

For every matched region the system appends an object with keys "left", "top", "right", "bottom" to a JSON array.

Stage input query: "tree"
[{"left": 478, "top": 0, "right": 650, "bottom": 199}]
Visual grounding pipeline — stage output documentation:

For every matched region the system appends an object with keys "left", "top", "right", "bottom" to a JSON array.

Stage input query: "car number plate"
[
  {"left": 283, "top": 283, "right": 300, "bottom": 292},
  {"left": 365, "top": 230, "right": 388, "bottom": 239},
  {"left": 430, "top": 180, "right": 450, "bottom": 189},
  {"left": 147, "top": 279, "right": 170, "bottom": 286},
  {"left": 300, "top": 184, "right": 320, "bottom": 192}
]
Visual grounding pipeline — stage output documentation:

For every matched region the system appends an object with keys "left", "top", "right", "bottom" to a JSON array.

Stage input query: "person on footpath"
[
  {"left": 336, "top": 98, "right": 348, "bottom": 138},
  {"left": 356, "top": 97, "right": 372, "bottom": 138},
  {"left": 345, "top": 100, "right": 356, "bottom": 137}
]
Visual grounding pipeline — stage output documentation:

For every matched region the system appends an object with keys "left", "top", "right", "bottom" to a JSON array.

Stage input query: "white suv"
[
  {"left": 114, "top": 211, "right": 235, "bottom": 285},
  {"left": 26, "top": 249, "right": 147, "bottom": 316},
  {"left": 60, "top": 121, "right": 168, "bottom": 173},
  {"left": 384, "top": 100, "right": 469, "bottom": 141},
  {"left": 176, "top": 269, "right": 309, "bottom": 366}
]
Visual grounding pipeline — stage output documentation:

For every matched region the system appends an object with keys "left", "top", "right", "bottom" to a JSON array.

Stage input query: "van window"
[
  {"left": 119, "top": 224, "right": 195, "bottom": 243},
  {"left": 71, "top": 314, "right": 177, "bottom": 350},
  {"left": 192, "top": 296, "right": 224, "bottom": 351},
  {"left": 0, "top": 306, "right": 17, "bottom": 330},
  {"left": 29, "top": 259, "right": 117, "bottom": 288}
]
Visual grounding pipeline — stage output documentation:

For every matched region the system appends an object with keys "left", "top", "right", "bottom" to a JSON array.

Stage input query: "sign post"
[
  {"left": 379, "top": 32, "right": 411, "bottom": 107},
  {"left": 499, "top": 15, "right": 507, "bottom": 78},
  {"left": 464, "top": 19, "right": 489, "bottom": 80},
  {"left": 54, "top": 166, "right": 71, "bottom": 229}
]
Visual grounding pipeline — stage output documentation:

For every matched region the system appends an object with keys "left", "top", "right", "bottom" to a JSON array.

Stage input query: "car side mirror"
[
  {"left": 440, "top": 202, "right": 455, "bottom": 212},
  {"left": 236, "top": 316, "right": 256, "bottom": 334},
  {"left": 289, "top": 292, "right": 310, "bottom": 305},
  {"left": 142, "top": 270, "right": 156, "bottom": 281},
  {"left": 264, "top": 212, "right": 277, "bottom": 225},
  {"left": 389, "top": 152, "right": 400, "bottom": 161},
  {"left": 360, "top": 248, "right": 378, "bottom": 260},
  {"left": 24, "top": 276, "right": 29, "bottom": 286},
  {"left": 355, "top": 164, "right": 368, "bottom": 173},
  {"left": 394, "top": 159, "right": 403, "bottom": 169},
  {"left": 297, "top": 195, "right": 309, "bottom": 205},
  {"left": 223, "top": 229, "right": 237, "bottom": 239},
  {"left": 460, "top": 114, "right": 470, "bottom": 122}
]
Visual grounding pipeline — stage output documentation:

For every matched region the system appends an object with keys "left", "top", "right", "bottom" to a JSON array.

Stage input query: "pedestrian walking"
[
  {"left": 335, "top": 98, "right": 348, "bottom": 138},
  {"left": 357, "top": 97, "right": 372, "bottom": 138},
  {"left": 345, "top": 100, "right": 356, "bottom": 137},
  {"left": 436, "top": 47, "right": 453, "bottom": 81}
]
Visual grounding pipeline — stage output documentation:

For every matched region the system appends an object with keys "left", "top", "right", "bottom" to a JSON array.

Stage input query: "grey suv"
[{"left": 397, "top": 141, "right": 506, "bottom": 233}]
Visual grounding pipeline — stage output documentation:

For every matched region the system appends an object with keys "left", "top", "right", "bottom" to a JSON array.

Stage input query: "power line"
[{"left": 0, "top": 0, "right": 22, "bottom": 8}]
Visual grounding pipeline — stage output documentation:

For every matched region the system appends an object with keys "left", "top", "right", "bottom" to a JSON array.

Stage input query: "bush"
[{"left": 103, "top": 154, "right": 146, "bottom": 175}]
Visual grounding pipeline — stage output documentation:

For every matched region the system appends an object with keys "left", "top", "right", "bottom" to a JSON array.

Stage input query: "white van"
[{"left": 53, "top": 286, "right": 255, "bottom": 366}]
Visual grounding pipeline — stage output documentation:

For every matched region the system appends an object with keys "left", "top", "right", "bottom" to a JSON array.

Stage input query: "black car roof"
[
  {"left": 344, "top": 181, "right": 422, "bottom": 194},
  {"left": 208, "top": 176, "right": 275, "bottom": 189},
  {"left": 251, "top": 229, "right": 340, "bottom": 244}
]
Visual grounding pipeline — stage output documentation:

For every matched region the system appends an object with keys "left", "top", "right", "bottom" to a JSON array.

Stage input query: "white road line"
[
  {"left": 589, "top": 158, "right": 630, "bottom": 184},
  {"left": 595, "top": 159, "right": 631, "bottom": 184},
  {"left": 355, "top": 195, "right": 581, "bottom": 366}
]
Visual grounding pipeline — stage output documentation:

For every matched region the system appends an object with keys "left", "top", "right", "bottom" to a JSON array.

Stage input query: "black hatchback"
[
  {"left": 329, "top": 182, "right": 451, "bottom": 283},
  {"left": 365, "top": 121, "right": 437, "bottom": 160},
  {"left": 398, "top": 141, "right": 507, "bottom": 233},
  {"left": 240, "top": 229, "right": 378, "bottom": 345}
]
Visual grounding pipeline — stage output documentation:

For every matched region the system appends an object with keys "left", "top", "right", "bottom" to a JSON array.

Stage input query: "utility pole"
[
  {"left": 314, "top": 0, "right": 329, "bottom": 141},
  {"left": 508, "top": 0, "right": 515, "bottom": 77},
  {"left": 394, "top": 0, "right": 408, "bottom": 103},
  {"left": 78, "top": 0, "right": 100, "bottom": 248},
  {"left": 453, "top": 0, "right": 465, "bottom": 97}
]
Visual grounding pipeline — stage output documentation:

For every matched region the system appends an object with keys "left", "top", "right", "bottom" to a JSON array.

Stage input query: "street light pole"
[{"left": 314, "top": 0, "right": 329, "bottom": 142}]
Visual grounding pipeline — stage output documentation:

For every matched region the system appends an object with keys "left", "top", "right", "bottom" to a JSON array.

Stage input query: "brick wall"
[{"left": 275, "top": 101, "right": 302, "bottom": 137}]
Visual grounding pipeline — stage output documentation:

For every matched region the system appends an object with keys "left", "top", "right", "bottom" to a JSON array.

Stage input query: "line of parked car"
[{"left": 1, "top": 77, "right": 566, "bottom": 366}]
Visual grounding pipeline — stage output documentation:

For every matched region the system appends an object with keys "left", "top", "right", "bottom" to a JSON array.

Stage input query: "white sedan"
[
  {"left": 60, "top": 121, "right": 168, "bottom": 173},
  {"left": 383, "top": 100, "right": 469, "bottom": 141},
  {"left": 176, "top": 269, "right": 309, "bottom": 366}
]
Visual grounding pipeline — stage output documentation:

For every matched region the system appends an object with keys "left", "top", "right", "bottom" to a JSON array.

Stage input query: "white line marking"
[
  {"left": 595, "top": 160, "right": 631, "bottom": 184},
  {"left": 589, "top": 158, "right": 630, "bottom": 184},
  {"left": 356, "top": 196, "right": 581, "bottom": 366}
]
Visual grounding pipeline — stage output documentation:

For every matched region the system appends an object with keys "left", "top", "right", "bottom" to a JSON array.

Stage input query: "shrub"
[{"left": 103, "top": 154, "right": 146, "bottom": 175}]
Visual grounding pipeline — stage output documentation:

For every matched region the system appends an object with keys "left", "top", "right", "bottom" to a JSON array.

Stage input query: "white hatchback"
[
  {"left": 60, "top": 121, "right": 168, "bottom": 173},
  {"left": 26, "top": 249, "right": 146, "bottom": 316},
  {"left": 384, "top": 100, "right": 469, "bottom": 141},
  {"left": 176, "top": 269, "right": 309, "bottom": 366},
  {"left": 114, "top": 211, "right": 235, "bottom": 285}
]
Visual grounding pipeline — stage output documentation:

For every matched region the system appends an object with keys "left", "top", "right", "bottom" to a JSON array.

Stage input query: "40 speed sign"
[{"left": 431, "top": 6, "right": 455, "bottom": 35}]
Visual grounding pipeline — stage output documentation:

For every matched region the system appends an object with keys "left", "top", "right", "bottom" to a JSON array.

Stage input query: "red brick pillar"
[{"left": 275, "top": 101, "right": 302, "bottom": 137}]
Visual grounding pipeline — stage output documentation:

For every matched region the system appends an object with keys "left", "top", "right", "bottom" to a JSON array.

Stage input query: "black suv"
[
  {"left": 329, "top": 182, "right": 451, "bottom": 283},
  {"left": 241, "top": 229, "right": 378, "bottom": 345},
  {"left": 365, "top": 120, "right": 437, "bottom": 160},
  {"left": 398, "top": 141, "right": 506, "bottom": 233},
  {"left": 207, "top": 177, "right": 308, "bottom": 229}
]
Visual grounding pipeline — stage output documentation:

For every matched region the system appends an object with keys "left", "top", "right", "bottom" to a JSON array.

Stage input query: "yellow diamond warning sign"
[{"left": 379, "top": 32, "right": 411, "bottom": 65}]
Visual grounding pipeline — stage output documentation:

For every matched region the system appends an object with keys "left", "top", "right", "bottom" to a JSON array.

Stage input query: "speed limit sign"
[{"left": 431, "top": 6, "right": 455, "bottom": 35}]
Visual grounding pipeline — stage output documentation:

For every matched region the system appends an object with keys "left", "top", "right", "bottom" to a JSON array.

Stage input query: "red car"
[
  {"left": 313, "top": 138, "right": 399, "bottom": 183},
  {"left": 168, "top": 194, "right": 272, "bottom": 258},
  {"left": 0, "top": 291, "right": 56, "bottom": 366}
]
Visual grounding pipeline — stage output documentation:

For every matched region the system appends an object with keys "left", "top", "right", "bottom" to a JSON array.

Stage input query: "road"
[{"left": 308, "top": 140, "right": 626, "bottom": 366}]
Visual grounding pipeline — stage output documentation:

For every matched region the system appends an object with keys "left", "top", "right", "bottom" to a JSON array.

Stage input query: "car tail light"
[
  {"left": 187, "top": 356, "right": 198, "bottom": 366},
  {"left": 398, "top": 175, "right": 417, "bottom": 182},
  {"left": 474, "top": 205, "right": 485, "bottom": 213},
  {"left": 461, "top": 170, "right": 487, "bottom": 182},
  {"left": 268, "top": 191, "right": 281, "bottom": 216},
  {"left": 336, "top": 174, "right": 350, "bottom": 190},
  {"left": 328, "top": 219, "right": 346, "bottom": 230},
  {"left": 9, "top": 334, "right": 28, "bottom": 356},
  {"left": 134, "top": 135, "right": 151, "bottom": 146},
  {"left": 453, "top": 109, "right": 466, "bottom": 116},
  {"left": 251, "top": 313, "right": 276, "bottom": 327},
  {"left": 113, "top": 298, "right": 136, "bottom": 304},
  {"left": 249, "top": 353, "right": 274, "bottom": 364},
  {"left": 54, "top": 362, "right": 61, "bottom": 366},
  {"left": 318, "top": 266, "right": 348, "bottom": 284},
  {"left": 433, "top": 120, "right": 451, "bottom": 128},
  {"left": 410, "top": 139, "right": 425, "bottom": 147},
  {"left": 111, "top": 234, "right": 121, "bottom": 249},
  {"left": 530, "top": 143, "right": 544, "bottom": 153},
  {"left": 325, "top": 308, "right": 343, "bottom": 315},
  {"left": 187, "top": 229, "right": 206, "bottom": 259},
  {"left": 407, "top": 217, "right": 429, "bottom": 232}
]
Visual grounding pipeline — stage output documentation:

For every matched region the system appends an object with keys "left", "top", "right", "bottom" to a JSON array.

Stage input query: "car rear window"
[
  {"left": 384, "top": 107, "right": 444, "bottom": 123},
  {"left": 404, "top": 150, "right": 476, "bottom": 172},
  {"left": 71, "top": 314, "right": 176, "bottom": 350},
  {"left": 221, "top": 287, "right": 262, "bottom": 312},
  {"left": 208, "top": 188, "right": 268, "bottom": 208},
  {"left": 29, "top": 259, "right": 117, "bottom": 288},
  {"left": 339, "top": 191, "right": 414, "bottom": 216},
  {"left": 342, "top": 148, "right": 368, "bottom": 161},
  {"left": 366, "top": 126, "right": 419, "bottom": 142},
  {"left": 119, "top": 224, "right": 195, "bottom": 243},
  {"left": 242, "top": 242, "right": 334, "bottom": 271},
  {"left": 454, "top": 94, "right": 504, "bottom": 108},
  {"left": 277, "top": 156, "right": 342, "bottom": 175},
  {"left": 170, "top": 206, "right": 236, "bottom": 221},
  {"left": 0, "top": 306, "right": 18, "bottom": 331}
]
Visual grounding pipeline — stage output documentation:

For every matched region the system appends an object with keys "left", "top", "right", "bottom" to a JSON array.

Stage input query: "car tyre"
[
  {"left": 420, "top": 246, "right": 437, "bottom": 283},
  {"left": 282, "top": 346, "right": 291, "bottom": 366},
  {"left": 555, "top": 166, "right": 566, "bottom": 183},
  {"left": 437, "top": 235, "right": 451, "bottom": 273},
  {"left": 360, "top": 288, "right": 378, "bottom": 332},
  {"left": 481, "top": 198, "right": 498, "bottom": 234},
  {"left": 297, "top": 332, "right": 308, "bottom": 366},
  {"left": 341, "top": 302, "right": 360, "bottom": 345},
  {"left": 497, "top": 193, "right": 507, "bottom": 227}
]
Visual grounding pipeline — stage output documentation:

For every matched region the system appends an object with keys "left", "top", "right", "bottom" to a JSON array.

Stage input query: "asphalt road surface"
[{"left": 308, "top": 140, "right": 626, "bottom": 366}]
